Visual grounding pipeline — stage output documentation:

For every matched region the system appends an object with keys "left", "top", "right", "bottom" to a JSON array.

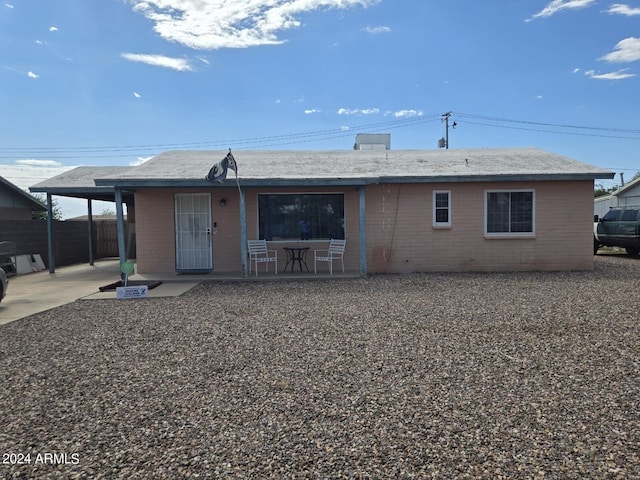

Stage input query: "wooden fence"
[{"left": 95, "top": 221, "right": 119, "bottom": 257}]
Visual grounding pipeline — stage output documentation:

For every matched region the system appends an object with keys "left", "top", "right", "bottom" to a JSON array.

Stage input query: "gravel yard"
[{"left": 1, "top": 254, "right": 638, "bottom": 479}]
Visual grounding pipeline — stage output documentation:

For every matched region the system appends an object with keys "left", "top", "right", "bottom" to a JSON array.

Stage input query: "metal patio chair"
[
  {"left": 247, "top": 240, "right": 277, "bottom": 276},
  {"left": 314, "top": 239, "right": 346, "bottom": 275}
]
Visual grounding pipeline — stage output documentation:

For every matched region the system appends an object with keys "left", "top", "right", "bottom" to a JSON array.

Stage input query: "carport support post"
[
  {"left": 359, "top": 186, "right": 367, "bottom": 275},
  {"left": 87, "top": 199, "right": 94, "bottom": 266},
  {"left": 115, "top": 189, "right": 127, "bottom": 278},
  {"left": 46, "top": 193, "right": 55, "bottom": 273},
  {"left": 240, "top": 188, "right": 248, "bottom": 278}
]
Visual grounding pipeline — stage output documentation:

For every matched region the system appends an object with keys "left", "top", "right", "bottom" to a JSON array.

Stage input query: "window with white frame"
[
  {"left": 485, "top": 190, "right": 534, "bottom": 235},
  {"left": 433, "top": 190, "right": 451, "bottom": 227}
]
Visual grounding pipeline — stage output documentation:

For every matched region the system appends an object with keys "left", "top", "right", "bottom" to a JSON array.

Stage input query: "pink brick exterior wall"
[
  {"left": 135, "top": 187, "right": 360, "bottom": 274},
  {"left": 135, "top": 190, "right": 176, "bottom": 273},
  {"left": 135, "top": 188, "right": 243, "bottom": 273},
  {"left": 365, "top": 180, "right": 594, "bottom": 272},
  {"left": 134, "top": 180, "right": 594, "bottom": 274}
]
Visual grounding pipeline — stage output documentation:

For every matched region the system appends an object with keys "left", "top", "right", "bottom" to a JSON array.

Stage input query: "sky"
[{"left": 1, "top": 0, "right": 639, "bottom": 218}]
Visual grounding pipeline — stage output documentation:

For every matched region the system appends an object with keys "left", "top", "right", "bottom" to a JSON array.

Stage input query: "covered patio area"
[{"left": 29, "top": 166, "right": 135, "bottom": 273}]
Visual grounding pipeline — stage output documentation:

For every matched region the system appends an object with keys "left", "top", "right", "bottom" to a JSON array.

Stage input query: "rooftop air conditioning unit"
[{"left": 354, "top": 133, "right": 391, "bottom": 151}]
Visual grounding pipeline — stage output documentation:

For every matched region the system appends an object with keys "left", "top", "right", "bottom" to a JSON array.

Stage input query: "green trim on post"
[
  {"left": 87, "top": 199, "right": 94, "bottom": 266},
  {"left": 115, "top": 189, "right": 127, "bottom": 278},
  {"left": 359, "top": 187, "right": 367, "bottom": 275},
  {"left": 239, "top": 189, "right": 248, "bottom": 278},
  {"left": 47, "top": 193, "right": 55, "bottom": 273}
]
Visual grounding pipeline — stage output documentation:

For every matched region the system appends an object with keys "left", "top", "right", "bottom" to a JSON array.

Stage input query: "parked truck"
[{"left": 594, "top": 205, "right": 640, "bottom": 255}]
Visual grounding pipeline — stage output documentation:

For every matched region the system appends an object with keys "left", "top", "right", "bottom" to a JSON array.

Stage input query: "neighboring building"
[
  {"left": 0, "top": 175, "right": 47, "bottom": 220},
  {"left": 354, "top": 133, "right": 391, "bottom": 151},
  {"left": 31, "top": 148, "right": 613, "bottom": 274},
  {"left": 594, "top": 175, "right": 640, "bottom": 218}
]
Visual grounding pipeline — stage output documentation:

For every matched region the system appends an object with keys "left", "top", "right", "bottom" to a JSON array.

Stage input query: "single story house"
[
  {"left": 1, "top": 175, "right": 47, "bottom": 220},
  {"left": 31, "top": 148, "right": 614, "bottom": 275},
  {"left": 594, "top": 175, "right": 640, "bottom": 219}
]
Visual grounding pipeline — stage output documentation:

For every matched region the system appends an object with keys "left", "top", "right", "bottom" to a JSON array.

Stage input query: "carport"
[{"left": 29, "top": 167, "right": 134, "bottom": 273}]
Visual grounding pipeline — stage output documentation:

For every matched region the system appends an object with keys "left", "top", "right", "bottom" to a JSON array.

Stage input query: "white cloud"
[
  {"left": 121, "top": 52, "right": 194, "bottom": 71},
  {"left": 5, "top": 3, "right": 14, "bottom": 8},
  {"left": 304, "top": 109, "right": 321, "bottom": 114},
  {"left": 133, "top": 91, "right": 141, "bottom": 98},
  {"left": 599, "top": 37, "right": 640, "bottom": 63},
  {"left": 16, "top": 159, "right": 63, "bottom": 167},
  {"left": 526, "top": 0, "right": 596, "bottom": 22},
  {"left": 392, "top": 109, "right": 423, "bottom": 118},
  {"left": 337, "top": 108, "right": 380, "bottom": 115},
  {"left": 605, "top": 3, "right": 640, "bottom": 16},
  {"left": 27, "top": 71, "right": 39, "bottom": 79},
  {"left": 362, "top": 25, "right": 390, "bottom": 34},
  {"left": 585, "top": 68, "right": 636, "bottom": 79},
  {"left": 126, "top": 0, "right": 379, "bottom": 50},
  {"left": 49, "top": 26, "right": 58, "bottom": 32},
  {"left": 572, "top": 67, "right": 580, "bottom": 74},
  {"left": 340, "top": 126, "right": 350, "bottom": 131}
]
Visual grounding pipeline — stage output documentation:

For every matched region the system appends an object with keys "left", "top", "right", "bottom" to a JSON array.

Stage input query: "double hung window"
[{"left": 433, "top": 191, "right": 451, "bottom": 227}]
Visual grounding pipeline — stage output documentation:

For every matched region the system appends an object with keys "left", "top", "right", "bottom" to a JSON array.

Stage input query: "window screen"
[{"left": 486, "top": 191, "right": 534, "bottom": 234}]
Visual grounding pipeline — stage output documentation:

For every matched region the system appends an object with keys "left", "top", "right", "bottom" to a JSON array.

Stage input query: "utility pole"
[{"left": 439, "top": 111, "right": 456, "bottom": 149}]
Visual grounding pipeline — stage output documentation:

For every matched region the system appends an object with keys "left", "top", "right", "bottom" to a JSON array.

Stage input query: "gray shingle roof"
[
  {"left": 30, "top": 166, "right": 131, "bottom": 190},
  {"left": 113, "top": 147, "right": 611, "bottom": 179},
  {"left": 29, "top": 166, "right": 133, "bottom": 201},
  {"left": 31, "top": 148, "right": 614, "bottom": 193}
]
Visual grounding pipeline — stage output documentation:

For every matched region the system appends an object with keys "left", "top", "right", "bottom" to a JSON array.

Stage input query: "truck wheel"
[
  {"left": 625, "top": 248, "right": 639, "bottom": 256},
  {"left": 594, "top": 238, "right": 600, "bottom": 255}
]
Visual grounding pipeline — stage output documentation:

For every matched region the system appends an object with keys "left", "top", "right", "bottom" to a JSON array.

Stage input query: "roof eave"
[
  {"left": 29, "top": 186, "right": 133, "bottom": 202},
  {"left": 95, "top": 172, "right": 614, "bottom": 189}
]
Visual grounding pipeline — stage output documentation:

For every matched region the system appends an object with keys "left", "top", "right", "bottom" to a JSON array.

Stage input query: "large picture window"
[
  {"left": 486, "top": 190, "right": 534, "bottom": 235},
  {"left": 258, "top": 194, "right": 345, "bottom": 241}
]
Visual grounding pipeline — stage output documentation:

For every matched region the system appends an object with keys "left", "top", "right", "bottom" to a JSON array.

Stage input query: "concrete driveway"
[{"left": 0, "top": 259, "right": 198, "bottom": 325}]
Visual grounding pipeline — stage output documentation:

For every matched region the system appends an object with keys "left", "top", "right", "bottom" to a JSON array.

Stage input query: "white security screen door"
[{"left": 175, "top": 193, "right": 212, "bottom": 272}]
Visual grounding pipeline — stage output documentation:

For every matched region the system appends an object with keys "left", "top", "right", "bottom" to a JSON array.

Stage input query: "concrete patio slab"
[{"left": 0, "top": 259, "right": 198, "bottom": 325}]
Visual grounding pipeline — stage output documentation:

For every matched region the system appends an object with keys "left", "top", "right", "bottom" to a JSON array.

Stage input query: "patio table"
[{"left": 283, "top": 246, "right": 310, "bottom": 273}]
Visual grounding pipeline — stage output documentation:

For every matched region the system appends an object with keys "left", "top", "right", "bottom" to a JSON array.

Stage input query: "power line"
[
  {"left": 0, "top": 111, "right": 638, "bottom": 160},
  {"left": 458, "top": 119, "right": 640, "bottom": 141},
  {"left": 453, "top": 112, "right": 640, "bottom": 135},
  {"left": 0, "top": 114, "right": 441, "bottom": 158},
  {"left": 446, "top": 110, "right": 640, "bottom": 142}
]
